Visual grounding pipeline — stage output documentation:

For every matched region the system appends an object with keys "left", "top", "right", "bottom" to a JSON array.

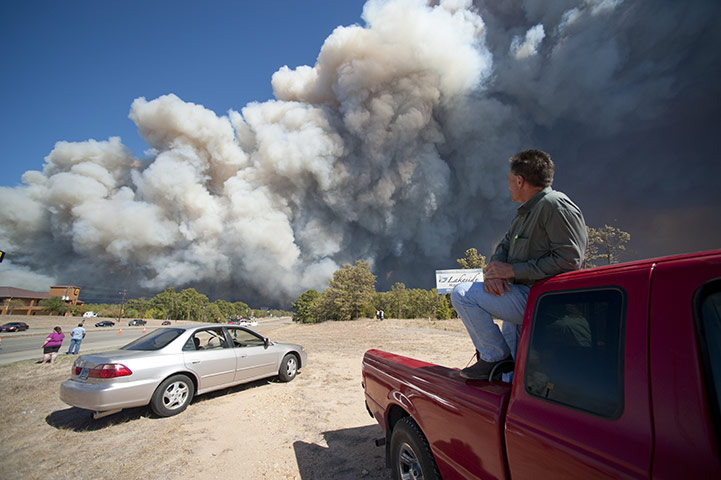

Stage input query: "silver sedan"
[{"left": 60, "top": 324, "right": 307, "bottom": 418}]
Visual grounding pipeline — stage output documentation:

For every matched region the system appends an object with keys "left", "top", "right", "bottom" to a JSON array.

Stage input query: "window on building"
[{"left": 524, "top": 288, "right": 625, "bottom": 418}]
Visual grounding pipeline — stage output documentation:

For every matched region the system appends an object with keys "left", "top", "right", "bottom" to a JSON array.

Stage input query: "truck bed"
[{"left": 363, "top": 349, "right": 513, "bottom": 479}]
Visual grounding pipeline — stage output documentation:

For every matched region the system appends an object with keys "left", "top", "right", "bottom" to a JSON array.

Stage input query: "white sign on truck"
[{"left": 435, "top": 268, "right": 484, "bottom": 294}]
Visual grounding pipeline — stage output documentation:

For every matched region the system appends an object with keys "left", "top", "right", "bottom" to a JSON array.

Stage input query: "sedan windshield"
[{"left": 120, "top": 328, "right": 184, "bottom": 351}]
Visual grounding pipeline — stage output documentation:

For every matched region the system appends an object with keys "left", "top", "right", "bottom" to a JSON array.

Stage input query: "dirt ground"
[{"left": 0, "top": 317, "right": 477, "bottom": 480}]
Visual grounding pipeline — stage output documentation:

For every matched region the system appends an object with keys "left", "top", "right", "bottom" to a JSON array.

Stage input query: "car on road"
[
  {"left": 59, "top": 324, "right": 307, "bottom": 418},
  {"left": 128, "top": 319, "right": 147, "bottom": 326},
  {"left": 0, "top": 322, "right": 29, "bottom": 332},
  {"left": 94, "top": 321, "right": 115, "bottom": 327},
  {"left": 161, "top": 320, "right": 171, "bottom": 325}
]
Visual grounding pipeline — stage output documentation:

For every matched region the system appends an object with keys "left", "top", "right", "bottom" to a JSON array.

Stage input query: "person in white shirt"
[{"left": 66, "top": 323, "right": 86, "bottom": 355}]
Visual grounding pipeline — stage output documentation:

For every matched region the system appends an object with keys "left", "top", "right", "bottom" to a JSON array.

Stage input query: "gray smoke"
[{"left": 2, "top": 0, "right": 720, "bottom": 305}]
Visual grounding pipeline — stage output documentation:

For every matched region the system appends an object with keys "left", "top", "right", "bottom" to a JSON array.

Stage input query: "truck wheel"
[
  {"left": 150, "top": 374, "right": 194, "bottom": 417},
  {"left": 278, "top": 354, "right": 298, "bottom": 382},
  {"left": 390, "top": 417, "right": 441, "bottom": 480}
]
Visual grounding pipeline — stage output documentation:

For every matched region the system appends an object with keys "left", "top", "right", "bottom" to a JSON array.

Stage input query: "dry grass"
[{"left": 0, "top": 318, "right": 475, "bottom": 480}]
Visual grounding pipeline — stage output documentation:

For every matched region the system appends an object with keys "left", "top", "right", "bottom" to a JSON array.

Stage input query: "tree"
[
  {"left": 151, "top": 288, "right": 182, "bottom": 320},
  {"left": 232, "top": 301, "right": 251, "bottom": 317},
  {"left": 435, "top": 292, "right": 453, "bottom": 320},
  {"left": 391, "top": 282, "right": 409, "bottom": 319},
  {"left": 146, "top": 307, "right": 165, "bottom": 319},
  {"left": 291, "top": 289, "right": 321, "bottom": 323},
  {"left": 371, "top": 287, "right": 439, "bottom": 320},
  {"left": 124, "top": 298, "right": 151, "bottom": 318},
  {"left": 457, "top": 248, "right": 487, "bottom": 269},
  {"left": 585, "top": 225, "right": 631, "bottom": 268},
  {"left": 213, "top": 300, "right": 234, "bottom": 320},
  {"left": 180, "top": 288, "right": 209, "bottom": 321},
  {"left": 205, "top": 303, "right": 222, "bottom": 322},
  {"left": 406, "top": 288, "right": 439, "bottom": 319},
  {"left": 309, "top": 288, "right": 344, "bottom": 322},
  {"left": 371, "top": 291, "right": 392, "bottom": 319},
  {"left": 40, "top": 296, "right": 67, "bottom": 315},
  {"left": 315, "top": 260, "right": 376, "bottom": 321},
  {"left": 335, "top": 261, "right": 376, "bottom": 320}
]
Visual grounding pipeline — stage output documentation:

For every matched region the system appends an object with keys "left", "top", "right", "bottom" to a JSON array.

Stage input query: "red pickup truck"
[{"left": 362, "top": 250, "right": 721, "bottom": 479}]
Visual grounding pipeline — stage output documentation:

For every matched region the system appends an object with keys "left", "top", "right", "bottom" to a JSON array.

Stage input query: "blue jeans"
[
  {"left": 451, "top": 282, "right": 530, "bottom": 363},
  {"left": 67, "top": 338, "right": 82, "bottom": 354}
]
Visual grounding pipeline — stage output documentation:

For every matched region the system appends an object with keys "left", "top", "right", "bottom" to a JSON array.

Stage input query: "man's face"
[{"left": 507, "top": 170, "right": 523, "bottom": 202}]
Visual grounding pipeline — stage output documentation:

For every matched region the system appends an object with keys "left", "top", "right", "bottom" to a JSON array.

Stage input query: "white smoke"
[
  {"left": 511, "top": 24, "right": 545, "bottom": 60},
  {"left": 0, "top": 0, "right": 498, "bottom": 304},
  {"left": 2, "top": 0, "right": 720, "bottom": 304}
]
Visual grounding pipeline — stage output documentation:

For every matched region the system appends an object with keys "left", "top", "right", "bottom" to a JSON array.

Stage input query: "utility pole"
[{"left": 118, "top": 290, "right": 127, "bottom": 322}]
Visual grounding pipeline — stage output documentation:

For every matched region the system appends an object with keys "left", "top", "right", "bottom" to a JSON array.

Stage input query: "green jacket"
[{"left": 492, "top": 187, "right": 587, "bottom": 285}]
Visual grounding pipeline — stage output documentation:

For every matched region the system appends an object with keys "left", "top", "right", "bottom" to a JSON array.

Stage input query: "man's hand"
[
  {"left": 483, "top": 260, "right": 515, "bottom": 296},
  {"left": 484, "top": 278, "right": 511, "bottom": 296},
  {"left": 484, "top": 260, "right": 515, "bottom": 280}
]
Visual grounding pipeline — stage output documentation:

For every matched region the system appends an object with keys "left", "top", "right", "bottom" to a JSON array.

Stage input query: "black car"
[
  {"left": 95, "top": 321, "right": 115, "bottom": 327},
  {"left": 128, "top": 319, "right": 147, "bottom": 326},
  {"left": 1, "top": 322, "right": 29, "bottom": 332}
]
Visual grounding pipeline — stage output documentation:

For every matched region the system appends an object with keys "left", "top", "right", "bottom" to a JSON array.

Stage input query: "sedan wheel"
[
  {"left": 151, "top": 374, "right": 195, "bottom": 417},
  {"left": 278, "top": 354, "right": 298, "bottom": 382}
]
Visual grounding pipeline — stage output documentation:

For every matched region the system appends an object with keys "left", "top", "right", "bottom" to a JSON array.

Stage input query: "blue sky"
[{"left": 0, "top": 0, "right": 366, "bottom": 187}]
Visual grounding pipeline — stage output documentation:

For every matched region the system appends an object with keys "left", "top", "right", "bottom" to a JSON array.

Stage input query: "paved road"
[
  {"left": 0, "top": 317, "right": 292, "bottom": 366},
  {"left": 0, "top": 328, "right": 151, "bottom": 365}
]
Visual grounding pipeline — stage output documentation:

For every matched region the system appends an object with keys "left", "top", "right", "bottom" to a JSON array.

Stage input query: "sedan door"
[
  {"left": 224, "top": 327, "right": 279, "bottom": 382},
  {"left": 183, "top": 328, "right": 237, "bottom": 392}
]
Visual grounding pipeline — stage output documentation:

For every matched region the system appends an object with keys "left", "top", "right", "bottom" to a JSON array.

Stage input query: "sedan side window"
[
  {"left": 227, "top": 328, "right": 265, "bottom": 348},
  {"left": 188, "top": 329, "right": 229, "bottom": 350}
]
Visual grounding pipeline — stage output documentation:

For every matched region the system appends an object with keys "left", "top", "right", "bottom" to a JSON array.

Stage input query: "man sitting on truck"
[{"left": 451, "top": 149, "right": 587, "bottom": 380}]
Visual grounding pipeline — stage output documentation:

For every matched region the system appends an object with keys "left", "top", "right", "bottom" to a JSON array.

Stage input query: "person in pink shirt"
[{"left": 40, "top": 326, "right": 65, "bottom": 364}]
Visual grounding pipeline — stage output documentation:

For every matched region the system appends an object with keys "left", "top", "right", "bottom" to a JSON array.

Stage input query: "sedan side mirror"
[{"left": 264, "top": 337, "right": 271, "bottom": 349}]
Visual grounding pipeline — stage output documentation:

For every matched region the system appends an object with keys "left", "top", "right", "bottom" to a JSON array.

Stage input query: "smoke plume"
[{"left": 2, "top": 0, "right": 720, "bottom": 306}]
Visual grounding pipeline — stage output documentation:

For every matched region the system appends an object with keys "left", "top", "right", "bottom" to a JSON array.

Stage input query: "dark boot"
[{"left": 460, "top": 356, "right": 513, "bottom": 380}]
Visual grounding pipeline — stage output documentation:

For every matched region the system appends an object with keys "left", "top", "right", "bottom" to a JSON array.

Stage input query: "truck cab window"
[
  {"left": 524, "top": 288, "right": 625, "bottom": 418},
  {"left": 697, "top": 281, "right": 721, "bottom": 434}
]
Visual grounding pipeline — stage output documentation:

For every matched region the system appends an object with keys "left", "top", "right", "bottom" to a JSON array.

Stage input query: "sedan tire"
[
  {"left": 278, "top": 354, "right": 298, "bottom": 382},
  {"left": 150, "top": 374, "right": 195, "bottom": 417}
]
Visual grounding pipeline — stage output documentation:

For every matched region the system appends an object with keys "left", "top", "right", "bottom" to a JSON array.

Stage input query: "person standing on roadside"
[
  {"left": 451, "top": 149, "right": 587, "bottom": 380},
  {"left": 40, "top": 326, "right": 65, "bottom": 364},
  {"left": 66, "top": 323, "right": 86, "bottom": 355}
]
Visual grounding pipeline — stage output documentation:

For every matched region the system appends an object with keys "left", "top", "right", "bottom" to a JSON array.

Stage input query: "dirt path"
[{"left": 0, "top": 318, "right": 475, "bottom": 480}]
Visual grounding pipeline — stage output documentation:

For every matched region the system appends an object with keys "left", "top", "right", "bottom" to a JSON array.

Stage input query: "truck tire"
[{"left": 390, "top": 417, "right": 441, "bottom": 480}]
